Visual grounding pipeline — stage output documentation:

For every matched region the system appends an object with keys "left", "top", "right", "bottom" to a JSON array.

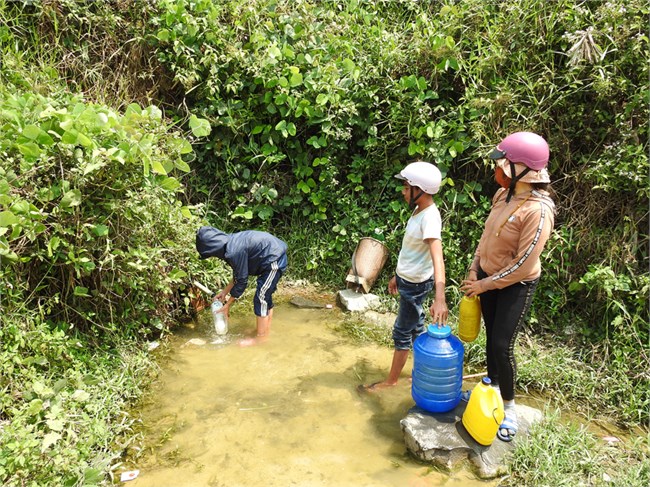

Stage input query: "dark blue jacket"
[{"left": 196, "top": 226, "right": 287, "bottom": 298}]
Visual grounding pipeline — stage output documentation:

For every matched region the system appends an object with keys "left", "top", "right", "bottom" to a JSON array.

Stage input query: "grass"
[{"left": 503, "top": 410, "right": 649, "bottom": 487}]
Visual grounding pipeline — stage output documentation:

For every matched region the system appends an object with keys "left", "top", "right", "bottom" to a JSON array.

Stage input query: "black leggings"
[{"left": 478, "top": 268, "right": 538, "bottom": 401}]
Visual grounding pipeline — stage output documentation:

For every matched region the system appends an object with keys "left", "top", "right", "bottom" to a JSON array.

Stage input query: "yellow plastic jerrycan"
[
  {"left": 458, "top": 295, "right": 481, "bottom": 342},
  {"left": 462, "top": 377, "right": 505, "bottom": 446}
]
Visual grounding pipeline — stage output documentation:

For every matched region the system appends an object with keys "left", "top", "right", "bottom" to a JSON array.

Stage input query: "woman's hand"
[
  {"left": 215, "top": 290, "right": 227, "bottom": 302},
  {"left": 460, "top": 279, "right": 483, "bottom": 298}
]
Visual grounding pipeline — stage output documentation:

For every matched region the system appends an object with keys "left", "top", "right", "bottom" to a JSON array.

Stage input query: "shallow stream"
[{"left": 126, "top": 302, "right": 497, "bottom": 487}]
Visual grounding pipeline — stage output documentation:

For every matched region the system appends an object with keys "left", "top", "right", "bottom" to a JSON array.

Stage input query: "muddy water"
[{"left": 127, "top": 304, "right": 495, "bottom": 487}]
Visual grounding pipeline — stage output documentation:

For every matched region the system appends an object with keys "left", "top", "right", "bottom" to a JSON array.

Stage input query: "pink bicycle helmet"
[{"left": 488, "top": 132, "right": 549, "bottom": 171}]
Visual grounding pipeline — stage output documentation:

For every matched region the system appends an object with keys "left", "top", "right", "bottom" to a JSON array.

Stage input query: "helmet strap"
[
  {"left": 505, "top": 162, "right": 531, "bottom": 203},
  {"left": 409, "top": 187, "right": 425, "bottom": 209}
]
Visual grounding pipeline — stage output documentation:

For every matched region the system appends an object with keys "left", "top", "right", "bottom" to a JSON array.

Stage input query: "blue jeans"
[{"left": 393, "top": 275, "right": 433, "bottom": 350}]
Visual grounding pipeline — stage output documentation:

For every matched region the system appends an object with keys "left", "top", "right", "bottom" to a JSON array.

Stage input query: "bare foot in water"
[
  {"left": 356, "top": 381, "right": 397, "bottom": 394},
  {"left": 238, "top": 335, "right": 268, "bottom": 347}
]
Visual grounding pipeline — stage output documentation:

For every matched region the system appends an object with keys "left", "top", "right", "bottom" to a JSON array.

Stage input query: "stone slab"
[
  {"left": 401, "top": 402, "right": 543, "bottom": 479},
  {"left": 337, "top": 289, "right": 381, "bottom": 312}
]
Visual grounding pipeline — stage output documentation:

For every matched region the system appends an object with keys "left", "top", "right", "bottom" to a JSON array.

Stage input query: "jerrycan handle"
[{"left": 492, "top": 408, "right": 503, "bottom": 425}]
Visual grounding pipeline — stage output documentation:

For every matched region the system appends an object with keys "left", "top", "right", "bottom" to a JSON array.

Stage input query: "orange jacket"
[{"left": 469, "top": 188, "right": 555, "bottom": 292}]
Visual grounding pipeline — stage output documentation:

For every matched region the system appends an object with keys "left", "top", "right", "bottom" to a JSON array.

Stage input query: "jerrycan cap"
[
  {"left": 426, "top": 324, "right": 451, "bottom": 338},
  {"left": 482, "top": 377, "right": 492, "bottom": 385}
]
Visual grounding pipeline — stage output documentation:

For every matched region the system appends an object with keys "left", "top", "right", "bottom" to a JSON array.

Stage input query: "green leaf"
[
  {"left": 53, "top": 379, "right": 68, "bottom": 392},
  {"left": 258, "top": 206, "right": 273, "bottom": 220},
  {"left": 268, "top": 45, "right": 282, "bottom": 59},
  {"left": 41, "top": 432, "right": 61, "bottom": 453},
  {"left": 178, "top": 139, "right": 193, "bottom": 154},
  {"left": 36, "top": 131, "right": 55, "bottom": 146},
  {"left": 26, "top": 399, "right": 43, "bottom": 417},
  {"left": 22, "top": 124, "right": 42, "bottom": 140},
  {"left": 152, "top": 159, "right": 168, "bottom": 175},
  {"left": 169, "top": 268, "right": 187, "bottom": 279},
  {"left": 46, "top": 419, "right": 65, "bottom": 432},
  {"left": 232, "top": 207, "right": 253, "bottom": 219},
  {"left": 290, "top": 72, "right": 303, "bottom": 87},
  {"left": 77, "top": 132, "right": 93, "bottom": 147},
  {"left": 74, "top": 286, "right": 90, "bottom": 297},
  {"left": 72, "top": 389, "right": 90, "bottom": 402},
  {"left": 0, "top": 210, "right": 18, "bottom": 227},
  {"left": 125, "top": 103, "right": 142, "bottom": 115},
  {"left": 61, "top": 130, "right": 78, "bottom": 144},
  {"left": 83, "top": 160, "right": 105, "bottom": 175},
  {"left": 60, "top": 189, "right": 82, "bottom": 209},
  {"left": 93, "top": 224, "right": 109, "bottom": 237},
  {"left": 174, "top": 159, "right": 191, "bottom": 172},
  {"left": 17, "top": 142, "right": 41, "bottom": 158},
  {"left": 341, "top": 58, "right": 355, "bottom": 73},
  {"left": 82, "top": 468, "right": 104, "bottom": 485},
  {"left": 159, "top": 176, "right": 181, "bottom": 191},
  {"left": 189, "top": 115, "right": 212, "bottom": 137}
]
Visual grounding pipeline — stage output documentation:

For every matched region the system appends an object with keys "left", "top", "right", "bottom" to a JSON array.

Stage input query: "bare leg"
[
  {"left": 238, "top": 309, "right": 273, "bottom": 347},
  {"left": 360, "top": 349, "right": 409, "bottom": 392}
]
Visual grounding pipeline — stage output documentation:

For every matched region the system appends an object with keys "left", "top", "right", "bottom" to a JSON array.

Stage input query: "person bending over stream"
[
  {"left": 360, "top": 161, "right": 449, "bottom": 392},
  {"left": 196, "top": 226, "right": 288, "bottom": 347}
]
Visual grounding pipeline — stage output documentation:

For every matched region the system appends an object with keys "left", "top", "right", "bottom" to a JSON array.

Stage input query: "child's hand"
[
  {"left": 388, "top": 276, "right": 398, "bottom": 295},
  {"left": 221, "top": 302, "right": 231, "bottom": 318},
  {"left": 429, "top": 300, "right": 448, "bottom": 326},
  {"left": 215, "top": 290, "right": 227, "bottom": 302}
]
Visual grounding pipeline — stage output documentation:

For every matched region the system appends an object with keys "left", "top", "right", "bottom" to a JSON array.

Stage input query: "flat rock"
[
  {"left": 401, "top": 402, "right": 543, "bottom": 479},
  {"left": 362, "top": 310, "right": 396, "bottom": 329},
  {"left": 290, "top": 296, "right": 326, "bottom": 308},
  {"left": 337, "top": 289, "right": 381, "bottom": 312}
]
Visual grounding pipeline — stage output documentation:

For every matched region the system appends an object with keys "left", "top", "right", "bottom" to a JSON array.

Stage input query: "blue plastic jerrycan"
[{"left": 412, "top": 324, "right": 464, "bottom": 413}]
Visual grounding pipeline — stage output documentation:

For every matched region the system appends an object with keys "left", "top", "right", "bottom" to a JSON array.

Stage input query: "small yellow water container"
[
  {"left": 458, "top": 295, "right": 481, "bottom": 342},
  {"left": 462, "top": 377, "right": 505, "bottom": 446}
]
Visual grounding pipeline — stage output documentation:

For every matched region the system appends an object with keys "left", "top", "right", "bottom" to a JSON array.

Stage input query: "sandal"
[{"left": 497, "top": 416, "right": 518, "bottom": 442}]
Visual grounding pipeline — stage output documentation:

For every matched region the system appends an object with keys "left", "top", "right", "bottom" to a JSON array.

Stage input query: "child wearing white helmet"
[
  {"left": 461, "top": 131, "right": 556, "bottom": 442},
  {"left": 360, "top": 161, "right": 449, "bottom": 392}
]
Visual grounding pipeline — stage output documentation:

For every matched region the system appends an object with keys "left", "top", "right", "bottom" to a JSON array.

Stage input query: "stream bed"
[{"left": 124, "top": 302, "right": 498, "bottom": 487}]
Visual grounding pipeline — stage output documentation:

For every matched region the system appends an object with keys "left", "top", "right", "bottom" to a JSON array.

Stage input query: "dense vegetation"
[{"left": 0, "top": 0, "right": 647, "bottom": 485}]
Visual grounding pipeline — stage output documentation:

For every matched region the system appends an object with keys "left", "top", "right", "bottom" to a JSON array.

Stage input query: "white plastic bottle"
[{"left": 211, "top": 300, "right": 228, "bottom": 335}]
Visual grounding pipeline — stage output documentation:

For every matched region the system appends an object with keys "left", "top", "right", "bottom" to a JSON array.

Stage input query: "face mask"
[{"left": 495, "top": 166, "right": 511, "bottom": 189}]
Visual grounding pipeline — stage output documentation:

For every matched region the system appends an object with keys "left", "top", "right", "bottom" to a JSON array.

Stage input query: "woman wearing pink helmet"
[{"left": 461, "top": 132, "right": 556, "bottom": 442}]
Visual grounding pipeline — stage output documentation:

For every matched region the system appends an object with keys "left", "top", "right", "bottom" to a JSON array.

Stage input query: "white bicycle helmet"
[{"left": 395, "top": 161, "right": 442, "bottom": 195}]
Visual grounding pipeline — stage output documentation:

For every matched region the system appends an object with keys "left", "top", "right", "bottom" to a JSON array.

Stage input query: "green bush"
[
  {"left": 0, "top": 67, "right": 227, "bottom": 337},
  {"left": 0, "top": 311, "right": 156, "bottom": 487},
  {"left": 0, "top": 39, "right": 227, "bottom": 486}
]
